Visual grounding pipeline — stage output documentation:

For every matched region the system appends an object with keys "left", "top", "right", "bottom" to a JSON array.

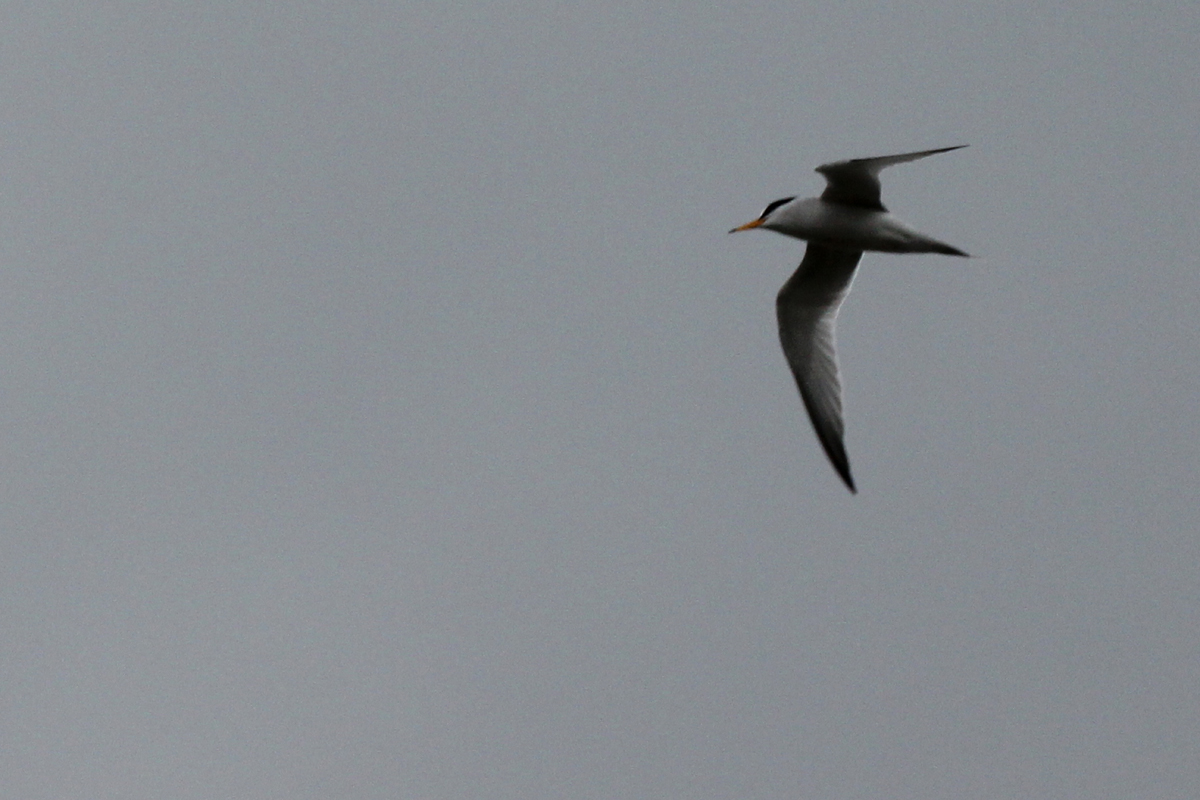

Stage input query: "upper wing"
[
  {"left": 776, "top": 244, "right": 864, "bottom": 493},
  {"left": 817, "top": 144, "right": 967, "bottom": 211}
]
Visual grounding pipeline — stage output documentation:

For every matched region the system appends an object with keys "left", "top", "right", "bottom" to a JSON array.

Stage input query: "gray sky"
[{"left": 1, "top": 2, "right": 1197, "bottom": 798}]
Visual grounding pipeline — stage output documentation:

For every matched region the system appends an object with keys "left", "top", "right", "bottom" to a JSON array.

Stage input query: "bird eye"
[{"left": 760, "top": 197, "right": 795, "bottom": 219}]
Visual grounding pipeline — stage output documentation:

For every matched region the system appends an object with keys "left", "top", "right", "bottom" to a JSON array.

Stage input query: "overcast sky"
[{"left": 0, "top": 2, "right": 1197, "bottom": 798}]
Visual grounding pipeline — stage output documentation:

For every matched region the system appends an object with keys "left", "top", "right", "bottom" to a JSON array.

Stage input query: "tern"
[{"left": 730, "top": 145, "right": 969, "bottom": 493}]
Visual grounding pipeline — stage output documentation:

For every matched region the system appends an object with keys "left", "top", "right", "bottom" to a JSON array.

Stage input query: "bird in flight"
[{"left": 730, "top": 145, "right": 969, "bottom": 493}]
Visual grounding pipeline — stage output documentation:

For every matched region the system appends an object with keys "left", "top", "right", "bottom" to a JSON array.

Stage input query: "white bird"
[{"left": 730, "top": 145, "right": 969, "bottom": 493}]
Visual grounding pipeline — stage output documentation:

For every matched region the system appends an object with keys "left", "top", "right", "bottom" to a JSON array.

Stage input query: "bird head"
[{"left": 729, "top": 196, "right": 795, "bottom": 233}]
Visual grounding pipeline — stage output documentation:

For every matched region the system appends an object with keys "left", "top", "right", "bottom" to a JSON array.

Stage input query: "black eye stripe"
[{"left": 760, "top": 196, "right": 795, "bottom": 219}]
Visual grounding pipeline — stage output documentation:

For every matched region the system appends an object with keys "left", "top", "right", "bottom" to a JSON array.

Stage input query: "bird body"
[
  {"left": 756, "top": 197, "right": 967, "bottom": 256},
  {"left": 730, "top": 145, "right": 969, "bottom": 493}
]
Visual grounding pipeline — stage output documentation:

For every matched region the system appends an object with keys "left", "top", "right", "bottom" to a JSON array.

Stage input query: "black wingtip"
[
  {"left": 838, "top": 468, "right": 857, "bottom": 494},
  {"left": 825, "top": 449, "right": 857, "bottom": 494}
]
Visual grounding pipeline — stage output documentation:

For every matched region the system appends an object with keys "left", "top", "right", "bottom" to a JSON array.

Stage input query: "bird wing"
[
  {"left": 776, "top": 244, "right": 864, "bottom": 493},
  {"left": 816, "top": 145, "right": 967, "bottom": 212}
]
